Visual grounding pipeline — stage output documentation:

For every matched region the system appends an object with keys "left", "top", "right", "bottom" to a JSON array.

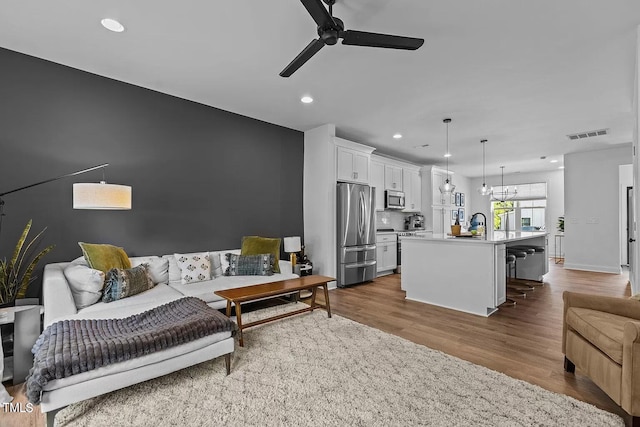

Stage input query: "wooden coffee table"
[{"left": 215, "top": 275, "right": 334, "bottom": 346}]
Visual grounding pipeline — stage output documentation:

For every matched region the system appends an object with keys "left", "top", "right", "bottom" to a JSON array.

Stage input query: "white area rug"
[{"left": 56, "top": 303, "right": 623, "bottom": 426}]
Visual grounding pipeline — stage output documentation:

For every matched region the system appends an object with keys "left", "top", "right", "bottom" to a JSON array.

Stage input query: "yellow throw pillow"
[
  {"left": 240, "top": 236, "right": 281, "bottom": 273},
  {"left": 79, "top": 242, "right": 132, "bottom": 273}
]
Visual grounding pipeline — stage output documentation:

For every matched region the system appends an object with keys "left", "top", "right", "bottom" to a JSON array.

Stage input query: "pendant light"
[
  {"left": 478, "top": 139, "right": 491, "bottom": 196},
  {"left": 439, "top": 118, "right": 456, "bottom": 194},
  {"left": 491, "top": 166, "right": 517, "bottom": 201}
]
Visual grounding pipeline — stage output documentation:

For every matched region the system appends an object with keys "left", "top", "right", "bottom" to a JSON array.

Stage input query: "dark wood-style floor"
[{"left": 4, "top": 260, "right": 632, "bottom": 426}]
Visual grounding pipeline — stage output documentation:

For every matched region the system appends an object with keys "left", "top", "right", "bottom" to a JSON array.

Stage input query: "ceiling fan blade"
[
  {"left": 301, "top": 0, "right": 337, "bottom": 28},
  {"left": 341, "top": 30, "right": 424, "bottom": 50},
  {"left": 279, "top": 38, "right": 325, "bottom": 78}
]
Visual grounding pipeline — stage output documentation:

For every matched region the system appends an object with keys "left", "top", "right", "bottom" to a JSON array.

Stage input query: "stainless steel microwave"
[{"left": 385, "top": 190, "right": 405, "bottom": 210}]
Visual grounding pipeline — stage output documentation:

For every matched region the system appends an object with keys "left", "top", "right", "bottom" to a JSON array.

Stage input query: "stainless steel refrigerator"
[{"left": 337, "top": 182, "right": 377, "bottom": 287}]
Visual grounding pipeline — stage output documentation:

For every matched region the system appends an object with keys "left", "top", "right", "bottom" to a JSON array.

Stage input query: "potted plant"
[
  {"left": 557, "top": 216, "right": 565, "bottom": 233},
  {"left": 0, "top": 220, "right": 54, "bottom": 306}
]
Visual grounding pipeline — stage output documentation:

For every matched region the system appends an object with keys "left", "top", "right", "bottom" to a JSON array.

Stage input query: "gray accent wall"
[{"left": 0, "top": 48, "right": 303, "bottom": 297}]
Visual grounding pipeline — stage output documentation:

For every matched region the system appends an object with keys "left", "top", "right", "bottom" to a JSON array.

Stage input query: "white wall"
[
  {"left": 469, "top": 169, "right": 564, "bottom": 258},
  {"left": 564, "top": 146, "right": 632, "bottom": 273},
  {"left": 303, "top": 124, "right": 337, "bottom": 279}
]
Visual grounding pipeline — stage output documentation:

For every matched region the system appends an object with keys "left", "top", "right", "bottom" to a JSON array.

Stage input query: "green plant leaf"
[{"left": 0, "top": 219, "right": 53, "bottom": 303}]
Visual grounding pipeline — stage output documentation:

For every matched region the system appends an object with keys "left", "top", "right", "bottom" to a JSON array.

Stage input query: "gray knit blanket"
[{"left": 26, "top": 297, "right": 235, "bottom": 404}]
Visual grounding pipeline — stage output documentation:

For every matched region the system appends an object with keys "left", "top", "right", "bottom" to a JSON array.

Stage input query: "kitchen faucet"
[{"left": 471, "top": 212, "right": 487, "bottom": 239}]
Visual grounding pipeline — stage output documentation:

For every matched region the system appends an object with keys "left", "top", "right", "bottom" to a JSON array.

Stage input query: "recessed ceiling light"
[
  {"left": 559, "top": 166, "right": 565, "bottom": 169},
  {"left": 444, "top": 153, "right": 452, "bottom": 158},
  {"left": 550, "top": 159, "right": 558, "bottom": 163},
  {"left": 393, "top": 133, "right": 402, "bottom": 139},
  {"left": 300, "top": 96, "right": 313, "bottom": 104},
  {"left": 101, "top": 18, "right": 124, "bottom": 33}
]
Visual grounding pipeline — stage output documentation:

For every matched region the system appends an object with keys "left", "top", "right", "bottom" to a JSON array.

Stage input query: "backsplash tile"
[{"left": 376, "top": 211, "right": 407, "bottom": 231}]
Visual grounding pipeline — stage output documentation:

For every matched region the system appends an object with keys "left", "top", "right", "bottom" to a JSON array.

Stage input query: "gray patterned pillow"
[
  {"left": 103, "top": 264, "right": 155, "bottom": 303},
  {"left": 224, "top": 253, "right": 275, "bottom": 276}
]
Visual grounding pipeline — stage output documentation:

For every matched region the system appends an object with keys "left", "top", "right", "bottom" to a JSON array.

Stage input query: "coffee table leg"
[
  {"left": 235, "top": 302, "right": 244, "bottom": 347},
  {"left": 310, "top": 286, "right": 318, "bottom": 309},
  {"left": 322, "top": 284, "right": 332, "bottom": 318},
  {"left": 226, "top": 300, "right": 232, "bottom": 317}
]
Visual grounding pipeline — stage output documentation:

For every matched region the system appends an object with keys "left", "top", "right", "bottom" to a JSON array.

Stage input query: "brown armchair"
[{"left": 563, "top": 291, "right": 640, "bottom": 425}]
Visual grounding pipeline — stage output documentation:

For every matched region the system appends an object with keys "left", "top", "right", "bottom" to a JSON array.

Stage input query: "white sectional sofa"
[{"left": 39, "top": 249, "right": 297, "bottom": 426}]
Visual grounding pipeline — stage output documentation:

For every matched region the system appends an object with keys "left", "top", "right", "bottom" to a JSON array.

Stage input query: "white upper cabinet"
[
  {"left": 371, "top": 154, "right": 422, "bottom": 212},
  {"left": 335, "top": 137, "right": 374, "bottom": 184},
  {"left": 403, "top": 168, "right": 422, "bottom": 212},
  {"left": 370, "top": 159, "right": 385, "bottom": 211},
  {"left": 384, "top": 165, "right": 403, "bottom": 191}
]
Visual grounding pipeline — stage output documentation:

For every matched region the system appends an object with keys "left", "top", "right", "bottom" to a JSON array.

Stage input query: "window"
[{"left": 491, "top": 183, "right": 547, "bottom": 232}]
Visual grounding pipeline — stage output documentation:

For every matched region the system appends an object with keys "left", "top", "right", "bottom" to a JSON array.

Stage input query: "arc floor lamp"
[{"left": 0, "top": 163, "right": 132, "bottom": 240}]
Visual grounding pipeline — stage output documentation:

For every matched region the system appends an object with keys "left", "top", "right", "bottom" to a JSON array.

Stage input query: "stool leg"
[{"left": 503, "top": 261, "right": 517, "bottom": 306}]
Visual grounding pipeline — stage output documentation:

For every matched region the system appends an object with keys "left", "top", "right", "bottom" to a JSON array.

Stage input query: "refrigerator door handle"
[
  {"left": 344, "top": 245, "right": 377, "bottom": 252},
  {"left": 359, "top": 190, "right": 366, "bottom": 240},
  {"left": 345, "top": 260, "right": 377, "bottom": 269}
]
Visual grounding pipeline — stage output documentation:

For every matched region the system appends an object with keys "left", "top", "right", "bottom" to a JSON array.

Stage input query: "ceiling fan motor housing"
[{"left": 318, "top": 17, "right": 344, "bottom": 45}]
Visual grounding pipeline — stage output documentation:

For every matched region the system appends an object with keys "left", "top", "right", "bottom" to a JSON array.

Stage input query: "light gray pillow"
[
  {"left": 210, "top": 253, "right": 223, "bottom": 278},
  {"left": 129, "top": 256, "right": 170, "bottom": 285},
  {"left": 63, "top": 258, "right": 105, "bottom": 309}
]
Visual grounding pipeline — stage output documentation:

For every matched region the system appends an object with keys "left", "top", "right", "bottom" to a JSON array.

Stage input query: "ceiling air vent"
[{"left": 567, "top": 128, "right": 608, "bottom": 141}]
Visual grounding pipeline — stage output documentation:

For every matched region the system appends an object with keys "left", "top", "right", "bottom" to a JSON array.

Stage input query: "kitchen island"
[{"left": 401, "top": 232, "right": 548, "bottom": 317}]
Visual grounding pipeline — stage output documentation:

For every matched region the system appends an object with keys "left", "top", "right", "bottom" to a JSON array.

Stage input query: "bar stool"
[
  {"left": 503, "top": 254, "right": 518, "bottom": 306},
  {"left": 506, "top": 249, "right": 535, "bottom": 293},
  {"left": 509, "top": 245, "right": 544, "bottom": 287}
]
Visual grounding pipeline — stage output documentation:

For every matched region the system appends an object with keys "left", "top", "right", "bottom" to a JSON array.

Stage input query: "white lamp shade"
[
  {"left": 73, "top": 182, "right": 132, "bottom": 210},
  {"left": 283, "top": 236, "right": 302, "bottom": 253}
]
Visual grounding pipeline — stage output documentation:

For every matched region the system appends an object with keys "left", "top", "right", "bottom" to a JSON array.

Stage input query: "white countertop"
[{"left": 403, "top": 231, "right": 547, "bottom": 245}]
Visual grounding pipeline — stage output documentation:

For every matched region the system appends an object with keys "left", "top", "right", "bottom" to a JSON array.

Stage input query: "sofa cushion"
[
  {"left": 566, "top": 307, "right": 628, "bottom": 364},
  {"left": 63, "top": 258, "right": 105, "bottom": 309},
  {"left": 213, "top": 249, "right": 241, "bottom": 272},
  {"left": 103, "top": 264, "right": 155, "bottom": 303},
  {"left": 225, "top": 253, "right": 275, "bottom": 276},
  {"left": 241, "top": 236, "right": 281, "bottom": 273},
  {"left": 210, "top": 253, "right": 223, "bottom": 278},
  {"left": 79, "top": 242, "right": 131, "bottom": 273},
  {"left": 129, "top": 256, "right": 170, "bottom": 285},
  {"left": 174, "top": 252, "right": 211, "bottom": 284},
  {"left": 76, "top": 283, "right": 183, "bottom": 318}
]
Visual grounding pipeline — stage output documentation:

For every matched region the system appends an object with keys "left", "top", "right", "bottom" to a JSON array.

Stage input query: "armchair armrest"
[
  {"left": 622, "top": 321, "right": 640, "bottom": 414},
  {"left": 562, "top": 291, "right": 640, "bottom": 353}
]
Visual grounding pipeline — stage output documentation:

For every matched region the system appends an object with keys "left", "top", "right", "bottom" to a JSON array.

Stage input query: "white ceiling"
[{"left": 1, "top": 0, "right": 639, "bottom": 178}]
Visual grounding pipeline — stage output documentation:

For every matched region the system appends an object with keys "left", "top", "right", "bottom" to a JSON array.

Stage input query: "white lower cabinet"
[{"left": 376, "top": 233, "right": 397, "bottom": 275}]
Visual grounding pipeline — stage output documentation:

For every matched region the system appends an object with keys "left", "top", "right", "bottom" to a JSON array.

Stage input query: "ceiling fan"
[{"left": 280, "top": 0, "right": 424, "bottom": 77}]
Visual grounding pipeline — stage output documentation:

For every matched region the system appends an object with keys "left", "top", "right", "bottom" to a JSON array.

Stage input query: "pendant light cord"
[
  {"left": 482, "top": 140, "right": 486, "bottom": 186},
  {"left": 444, "top": 118, "right": 451, "bottom": 180}
]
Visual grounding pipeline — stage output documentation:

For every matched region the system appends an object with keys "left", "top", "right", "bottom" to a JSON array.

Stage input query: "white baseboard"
[{"left": 563, "top": 263, "right": 622, "bottom": 274}]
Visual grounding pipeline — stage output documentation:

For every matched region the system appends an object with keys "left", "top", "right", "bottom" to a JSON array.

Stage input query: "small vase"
[{"left": 451, "top": 225, "right": 461, "bottom": 236}]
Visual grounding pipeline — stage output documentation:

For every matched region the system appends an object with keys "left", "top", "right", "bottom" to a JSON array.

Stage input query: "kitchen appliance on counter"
[
  {"left": 337, "top": 183, "right": 377, "bottom": 287},
  {"left": 405, "top": 214, "right": 425, "bottom": 231},
  {"left": 385, "top": 190, "right": 405, "bottom": 210}
]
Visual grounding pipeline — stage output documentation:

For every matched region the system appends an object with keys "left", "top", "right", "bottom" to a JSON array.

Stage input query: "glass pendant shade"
[
  {"left": 439, "top": 178, "right": 455, "bottom": 194},
  {"left": 479, "top": 183, "right": 491, "bottom": 196}
]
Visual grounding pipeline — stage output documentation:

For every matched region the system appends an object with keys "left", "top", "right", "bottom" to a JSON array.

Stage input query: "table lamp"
[{"left": 283, "top": 236, "right": 302, "bottom": 269}]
